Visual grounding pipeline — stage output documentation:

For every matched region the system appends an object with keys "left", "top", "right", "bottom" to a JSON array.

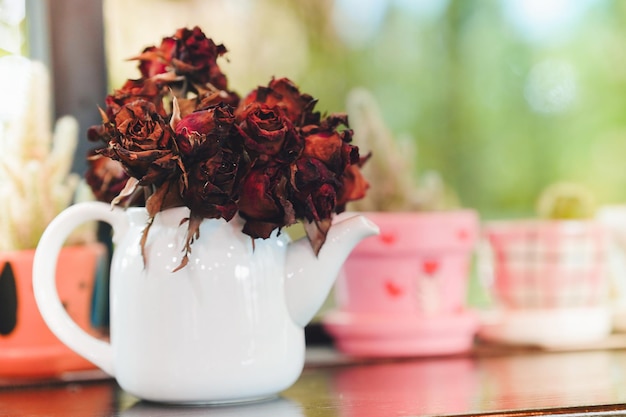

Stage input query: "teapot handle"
[{"left": 33, "top": 201, "right": 128, "bottom": 376}]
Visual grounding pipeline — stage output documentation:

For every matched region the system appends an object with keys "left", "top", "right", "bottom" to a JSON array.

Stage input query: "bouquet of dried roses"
[{"left": 86, "top": 26, "right": 369, "bottom": 270}]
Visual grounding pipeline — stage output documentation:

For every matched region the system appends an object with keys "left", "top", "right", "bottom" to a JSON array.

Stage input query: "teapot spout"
[{"left": 285, "top": 213, "right": 379, "bottom": 327}]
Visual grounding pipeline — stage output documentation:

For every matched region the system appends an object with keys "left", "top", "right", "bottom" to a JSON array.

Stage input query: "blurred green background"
[{"left": 5, "top": 0, "right": 626, "bottom": 220}]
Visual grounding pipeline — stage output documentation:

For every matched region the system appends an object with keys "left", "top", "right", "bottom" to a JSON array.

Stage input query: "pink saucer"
[{"left": 323, "top": 310, "right": 478, "bottom": 357}]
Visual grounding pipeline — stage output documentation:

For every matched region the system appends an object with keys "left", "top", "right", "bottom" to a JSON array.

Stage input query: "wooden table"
[{"left": 2, "top": 346, "right": 626, "bottom": 416}]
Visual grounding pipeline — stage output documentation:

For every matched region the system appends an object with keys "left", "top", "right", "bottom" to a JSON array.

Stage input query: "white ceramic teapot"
[{"left": 32, "top": 202, "right": 378, "bottom": 404}]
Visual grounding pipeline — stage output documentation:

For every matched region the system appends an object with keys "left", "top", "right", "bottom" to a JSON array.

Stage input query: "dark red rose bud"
[
  {"left": 172, "top": 27, "right": 228, "bottom": 87},
  {"left": 293, "top": 157, "right": 339, "bottom": 189},
  {"left": 136, "top": 39, "right": 176, "bottom": 79},
  {"left": 238, "top": 169, "right": 282, "bottom": 222},
  {"left": 238, "top": 167, "right": 296, "bottom": 239},
  {"left": 306, "top": 183, "right": 337, "bottom": 222},
  {"left": 132, "top": 26, "right": 233, "bottom": 105},
  {"left": 105, "top": 78, "right": 166, "bottom": 118},
  {"left": 289, "top": 157, "right": 342, "bottom": 224},
  {"left": 300, "top": 113, "right": 355, "bottom": 173},
  {"left": 183, "top": 147, "right": 242, "bottom": 221},
  {"left": 336, "top": 161, "right": 370, "bottom": 211},
  {"left": 175, "top": 104, "right": 236, "bottom": 160},
  {"left": 301, "top": 130, "right": 344, "bottom": 172}
]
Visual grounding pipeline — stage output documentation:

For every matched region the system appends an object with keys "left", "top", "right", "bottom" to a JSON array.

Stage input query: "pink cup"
[{"left": 323, "top": 210, "right": 479, "bottom": 357}]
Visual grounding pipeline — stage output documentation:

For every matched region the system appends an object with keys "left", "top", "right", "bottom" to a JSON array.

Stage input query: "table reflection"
[
  {"left": 478, "top": 350, "right": 617, "bottom": 410},
  {"left": 121, "top": 397, "right": 303, "bottom": 417},
  {"left": 0, "top": 381, "right": 115, "bottom": 416},
  {"left": 1, "top": 348, "right": 626, "bottom": 416},
  {"left": 329, "top": 357, "right": 478, "bottom": 416}
]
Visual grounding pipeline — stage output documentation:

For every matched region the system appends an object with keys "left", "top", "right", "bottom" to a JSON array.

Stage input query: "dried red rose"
[
  {"left": 301, "top": 114, "right": 357, "bottom": 169},
  {"left": 101, "top": 99, "right": 181, "bottom": 186},
  {"left": 237, "top": 103, "right": 303, "bottom": 164},
  {"left": 239, "top": 78, "right": 318, "bottom": 127},
  {"left": 238, "top": 166, "right": 295, "bottom": 239},
  {"left": 294, "top": 114, "right": 360, "bottom": 212},
  {"left": 183, "top": 147, "right": 243, "bottom": 221},
  {"left": 134, "top": 26, "right": 229, "bottom": 90},
  {"left": 173, "top": 27, "right": 229, "bottom": 89},
  {"left": 337, "top": 156, "right": 371, "bottom": 211},
  {"left": 136, "top": 40, "right": 176, "bottom": 79},
  {"left": 105, "top": 78, "right": 166, "bottom": 118},
  {"left": 291, "top": 157, "right": 341, "bottom": 222}
]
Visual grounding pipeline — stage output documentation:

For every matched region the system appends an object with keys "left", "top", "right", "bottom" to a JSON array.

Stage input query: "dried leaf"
[
  {"left": 303, "top": 218, "right": 331, "bottom": 256},
  {"left": 172, "top": 255, "right": 189, "bottom": 273},
  {"left": 146, "top": 182, "right": 170, "bottom": 218},
  {"left": 97, "top": 106, "right": 109, "bottom": 124},
  {"left": 139, "top": 216, "right": 154, "bottom": 268},
  {"left": 173, "top": 213, "right": 203, "bottom": 272},
  {"left": 111, "top": 177, "right": 139, "bottom": 207}
]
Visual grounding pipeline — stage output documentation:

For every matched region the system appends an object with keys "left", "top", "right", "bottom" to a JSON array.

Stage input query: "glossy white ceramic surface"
[{"left": 32, "top": 202, "right": 377, "bottom": 403}]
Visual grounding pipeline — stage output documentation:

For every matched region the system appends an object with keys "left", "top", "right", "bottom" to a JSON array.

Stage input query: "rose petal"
[{"left": 111, "top": 177, "right": 139, "bottom": 207}]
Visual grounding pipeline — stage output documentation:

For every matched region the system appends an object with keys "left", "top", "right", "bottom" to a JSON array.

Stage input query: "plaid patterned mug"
[{"left": 479, "top": 219, "right": 612, "bottom": 347}]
